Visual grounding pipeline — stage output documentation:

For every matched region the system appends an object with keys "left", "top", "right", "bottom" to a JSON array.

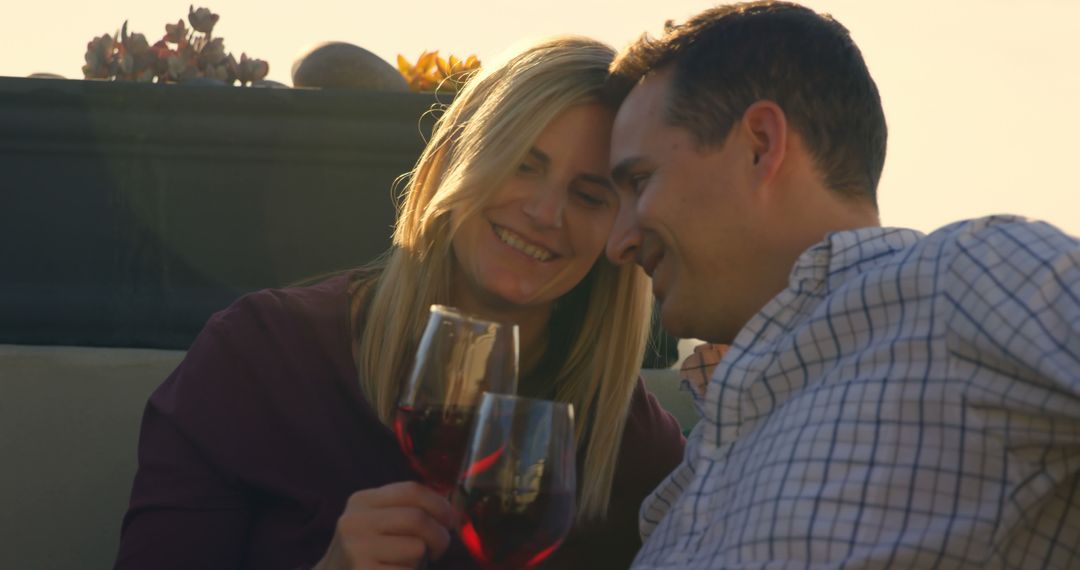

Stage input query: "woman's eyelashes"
[
  {"left": 517, "top": 160, "right": 542, "bottom": 175},
  {"left": 573, "top": 186, "right": 610, "bottom": 208},
  {"left": 515, "top": 159, "right": 610, "bottom": 208}
]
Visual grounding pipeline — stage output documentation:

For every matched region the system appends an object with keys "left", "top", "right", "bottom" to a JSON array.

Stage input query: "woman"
[{"left": 115, "top": 36, "right": 685, "bottom": 570}]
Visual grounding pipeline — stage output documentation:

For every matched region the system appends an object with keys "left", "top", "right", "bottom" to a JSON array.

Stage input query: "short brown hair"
[{"left": 610, "top": 1, "right": 887, "bottom": 203}]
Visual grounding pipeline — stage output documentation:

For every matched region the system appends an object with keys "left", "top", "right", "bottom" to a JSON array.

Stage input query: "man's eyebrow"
[
  {"left": 578, "top": 172, "right": 613, "bottom": 189},
  {"left": 610, "top": 157, "right": 643, "bottom": 186}
]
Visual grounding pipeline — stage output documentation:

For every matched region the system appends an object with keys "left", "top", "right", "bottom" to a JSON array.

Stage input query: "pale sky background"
[{"left": 3, "top": 1, "right": 1078, "bottom": 236}]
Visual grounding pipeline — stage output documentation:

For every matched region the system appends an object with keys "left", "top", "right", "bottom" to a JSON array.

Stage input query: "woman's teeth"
[{"left": 495, "top": 226, "right": 553, "bottom": 261}]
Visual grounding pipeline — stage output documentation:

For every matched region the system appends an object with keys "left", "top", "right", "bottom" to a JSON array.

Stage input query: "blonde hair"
[{"left": 356, "top": 36, "right": 653, "bottom": 522}]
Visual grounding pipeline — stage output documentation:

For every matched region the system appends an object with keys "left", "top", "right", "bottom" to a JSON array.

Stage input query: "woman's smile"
[{"left": 492, "top": 223, "right": 557, "bottom": 262}]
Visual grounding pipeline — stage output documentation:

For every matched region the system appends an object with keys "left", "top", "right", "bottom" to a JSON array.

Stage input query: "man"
[{"left": 605, "top": 1, "right": 1080, "bottom": 568}]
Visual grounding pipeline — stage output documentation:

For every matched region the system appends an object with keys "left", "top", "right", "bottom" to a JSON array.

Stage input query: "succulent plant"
[{"left": 81, "top": 6, "right": 268, "bottom": 85}]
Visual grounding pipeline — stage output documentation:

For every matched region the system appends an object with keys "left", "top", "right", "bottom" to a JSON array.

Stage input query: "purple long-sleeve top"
[{"left": 115, "top": 273, "right": 685, "bottom": 569}]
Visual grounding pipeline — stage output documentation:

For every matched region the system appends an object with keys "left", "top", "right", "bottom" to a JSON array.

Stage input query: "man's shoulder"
[
  {"left": 867, "top": 215, "right": 1077, "bottom": 272},
  {"left": 924, "top": 215, "right": 1076, "bottom": 251},
  {"left": 913, "top": 215, "right": 1079, "bottom": 298},
  {"left": 816, "top": 216, "right": 1077, "bottom": 303}
]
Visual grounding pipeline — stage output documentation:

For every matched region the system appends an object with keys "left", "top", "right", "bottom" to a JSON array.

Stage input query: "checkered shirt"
[{"left": 635, "top": 216, "right": 1080, "bottom": 569}]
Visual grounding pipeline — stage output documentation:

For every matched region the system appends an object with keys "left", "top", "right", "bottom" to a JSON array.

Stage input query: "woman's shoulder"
[
  {"left": 164, "top": 271, "right": 365, "bottom": 403},
  {"left": 224, "top": 270, "right": 357, "bottom": 318},
  {"left": 148, "top": 270, "right": 378, "bottom": 443},
  {"left": 626, "top": 377, "right": 685, "bottom": 433},
  {"left": 619, "top": 377, "right": 686, "bottom": 469},
  {"left": 138, "top": 270, "right": 392, "bottom": 509},
  {"left": 202, "top": 270, "right": 373, "bottom": 346}
]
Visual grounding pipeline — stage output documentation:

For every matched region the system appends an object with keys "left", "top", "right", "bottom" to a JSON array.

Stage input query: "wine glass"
[
  {"left": 457, "top": 393, "right": 576, "bottom": 570},
  {"left": 394, "top": 304, "right": 519, "bottom": 494}
]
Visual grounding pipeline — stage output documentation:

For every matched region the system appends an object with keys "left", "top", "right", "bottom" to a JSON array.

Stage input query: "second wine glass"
[
  {"left": 394, "top": 304, "right": 519, "bottom": 494},
  {"left": 457, "top": 393, "right": 577, "bottom": 570}
]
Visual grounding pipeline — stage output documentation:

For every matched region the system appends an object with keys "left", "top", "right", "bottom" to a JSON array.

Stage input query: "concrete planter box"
[{"left": 0, "top": 77, "right": 436, "bottom": 349}]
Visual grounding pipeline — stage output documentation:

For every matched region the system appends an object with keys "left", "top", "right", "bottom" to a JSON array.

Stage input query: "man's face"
[{"left": 607, "top": 70, "right": 776, "bottom": 343}]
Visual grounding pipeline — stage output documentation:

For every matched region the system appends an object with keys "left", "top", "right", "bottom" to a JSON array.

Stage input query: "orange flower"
[{"left": 397, "top": 50, "right": 480, "bottom": 92}]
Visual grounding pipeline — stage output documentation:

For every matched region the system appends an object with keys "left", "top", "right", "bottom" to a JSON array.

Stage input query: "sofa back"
[{"left": 0, "top": 345, "right": 183, "bottom": 569}]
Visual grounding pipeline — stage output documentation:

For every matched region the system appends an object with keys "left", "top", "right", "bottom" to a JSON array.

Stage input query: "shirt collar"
[{"left": 788, "top": 226, "right": 926, "bottom": 294}]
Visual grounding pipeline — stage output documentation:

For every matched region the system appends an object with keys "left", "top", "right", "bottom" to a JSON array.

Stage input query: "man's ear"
[{"left": 740, "top": 100, "right": 787, "bottom": 185}]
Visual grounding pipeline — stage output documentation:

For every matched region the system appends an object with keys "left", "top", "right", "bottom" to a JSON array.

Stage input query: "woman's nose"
[{"left": 522, "top": 183, "right": 566, "bottom": 229}]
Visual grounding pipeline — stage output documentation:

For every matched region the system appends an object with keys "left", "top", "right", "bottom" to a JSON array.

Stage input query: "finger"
[
  {"left": 375, "top": 507, "right": 452, "bottom": 559},
  {"left": 351, "top": 482, "right": 456, "bottom": 527},
  {"left": 330, "top": 527, "right": 425, "bottom": 569},
  {"left": 366, "top": 535, "right": 429, "bottom": 566},
  {"left": 335, "top": 500, "right": 452, "bottom": 560}
]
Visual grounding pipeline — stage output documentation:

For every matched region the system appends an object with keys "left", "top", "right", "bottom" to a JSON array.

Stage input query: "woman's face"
[{"left": 451, "top": 103, "right": 617, "bottom": 315}]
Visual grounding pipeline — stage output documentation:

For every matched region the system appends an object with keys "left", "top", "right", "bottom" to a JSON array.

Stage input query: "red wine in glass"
[
  {"left": 394, "top": 404, "right": 477, "bottom": 494},
  {"left": 457, "top": 393, "right": 576, "bottom": 570},
  {"left": 396, "top": 305, "right": 518, "bottom": 493},
  {"left": 459, "top": 487, "right": 574, "bottom": 570}
]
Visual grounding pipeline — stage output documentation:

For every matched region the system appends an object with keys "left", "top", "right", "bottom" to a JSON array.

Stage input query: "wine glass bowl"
[
  {"left": 394, "top": 305, "right": 519, "bottom": 494},
  {"left": 457, "top": 393, "right": 576, "bottom": 570}
]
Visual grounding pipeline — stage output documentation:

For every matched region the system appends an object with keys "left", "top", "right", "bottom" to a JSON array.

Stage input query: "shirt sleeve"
[
  {"left": 945, "top": 219, "right": 1080, "bottom": 441},
  {"left": 115, "top": 310, "right": 254, "bottom": 569}
]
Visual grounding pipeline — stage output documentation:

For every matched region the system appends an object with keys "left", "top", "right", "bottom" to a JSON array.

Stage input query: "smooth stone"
[{"left": 291, "top": 42, "right": 408, "bottom": 91}]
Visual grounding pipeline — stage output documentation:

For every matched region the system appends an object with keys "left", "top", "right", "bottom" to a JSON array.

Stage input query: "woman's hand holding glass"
[
  {"left": 316, "top": 305, "right": 519, "bottom": 569},
  {"left": 313, "top": 481, "right": 456, "bottom": 570}
]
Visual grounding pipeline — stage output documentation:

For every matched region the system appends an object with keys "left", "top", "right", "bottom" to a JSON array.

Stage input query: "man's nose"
[
  {"left": 606, "top": 203, "right": 642, "bottom": 266},
  {"left": 522, "top": 183, "right": 565, "bottom": 229}
]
